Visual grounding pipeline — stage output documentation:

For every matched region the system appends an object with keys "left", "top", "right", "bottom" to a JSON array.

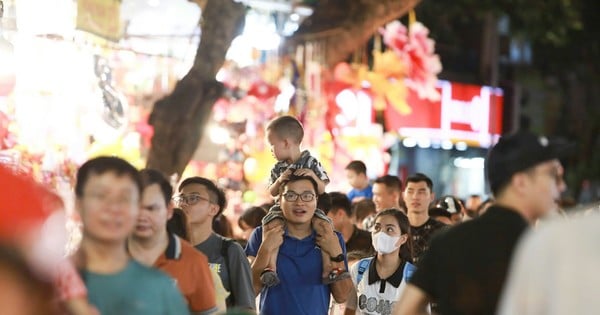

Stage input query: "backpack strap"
[
  {"left": 356, "top": 257, "right": 373, "bottom": 285},
  {"left": 221, "top": 238, "right": 234, "bottom": 305},
  {"left": 221, "top": 238, "right": 232, "bottom": 281},
  {"left": 403, "top": 261, "right": 417, "bottom": 282}
]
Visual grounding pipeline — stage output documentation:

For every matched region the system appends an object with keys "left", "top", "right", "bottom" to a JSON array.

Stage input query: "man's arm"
[
  {"left": 393, "top": 284, "right": 430, "bottom": 315},
  {"left": 247, "top": 225, "right": 284, "bottom": 295},
  {"left": 315, "top": 221, "right": 352, "bottom": 303},
  {"left": 227, "top": 242, "right": 256, "bottom": 310},
  {"left": 329, "top": 261, "right": 353, "bottom": 303}
]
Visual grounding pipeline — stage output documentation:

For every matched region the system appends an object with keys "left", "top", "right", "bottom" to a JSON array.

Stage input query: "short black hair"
[
  {"left": 345, "top": 160, "right": 367, "bottom": 175},
  {"left": 266, "top": 115, "right": 304, "bottom": 144},
  {"left": 75, "top": 156, "right": 142, "bottom": 197},
  {"left": 278, "top": 174, "right": 319, "bottom": 196},
  {"left": 167, "top": 208, "right": 190, "bottom": 241},
  {"left": 140, "top": 169, "right": 173, "bottom": 206},
  {"left": 373, "top": 175, "right": 403, "bottom": 193},
  {"left": 326, "top": 192, "right": 352, "bottom": 217},
  {"left": 405, "top": 173, "right": 433, "bottom": 192},
  {"left": 352, "top": 199, "right": 376, "bottom": 222},
  {"left": 317, "top": 192, "right": 332, "bottom": 212},
  {"left": 178, "top": 177, "right": 227, "bottom": 216},
  {"left": 238, "top": 206, "right": 267, "bottom": 230}
]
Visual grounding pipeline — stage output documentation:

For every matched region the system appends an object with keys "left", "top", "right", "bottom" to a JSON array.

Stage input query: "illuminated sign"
[{"left": 385, "top": 80, "right": 503, "bottom": 148}]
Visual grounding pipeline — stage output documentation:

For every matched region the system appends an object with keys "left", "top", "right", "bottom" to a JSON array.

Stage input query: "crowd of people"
[{"left": 0, "top": 115, "right": 598, "bottom": 315}]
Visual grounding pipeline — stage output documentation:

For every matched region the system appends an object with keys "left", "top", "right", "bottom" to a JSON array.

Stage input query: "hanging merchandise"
[{"left": 94, "top": 55, "right": 129, "bottom": 131}]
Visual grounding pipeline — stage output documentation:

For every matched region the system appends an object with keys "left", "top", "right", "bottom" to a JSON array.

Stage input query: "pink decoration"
[{"left": 380, "top": 21, "right": 442, "bottom": 101}]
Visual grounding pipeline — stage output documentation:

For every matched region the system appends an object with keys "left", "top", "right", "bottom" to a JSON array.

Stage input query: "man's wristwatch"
[{"left": 330, "top": 253, "right": 345, "bottom": 262}]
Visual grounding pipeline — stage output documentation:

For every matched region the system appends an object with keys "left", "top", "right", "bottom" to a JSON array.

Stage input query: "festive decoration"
[
  {"left": 367, "top": 50, "right": 410, "bottom": 114},
  {"left": 247, "top": 81, "right": 280, "bottom": 100},
  {"left": 326, "top": 18, "right": 441, "bottom": 126},
  {"left": 329, "top": 51, "right": 410, "bottom": 115},
  {"left": 381, "top": 20, "right": 442, "bottom": 101}
]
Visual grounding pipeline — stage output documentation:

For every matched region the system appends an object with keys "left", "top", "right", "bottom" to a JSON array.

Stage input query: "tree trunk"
[
  {"left": 289, "top": 0, "right": 421, "bottom": 68},
  {"left": 146, "top": 0, "right": 245, "bottom": 177}
]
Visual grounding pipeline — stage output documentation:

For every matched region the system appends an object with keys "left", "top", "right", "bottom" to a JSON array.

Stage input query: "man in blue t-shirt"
[{"left": 246, "top": 175, "right": 353, "bottom": 315}]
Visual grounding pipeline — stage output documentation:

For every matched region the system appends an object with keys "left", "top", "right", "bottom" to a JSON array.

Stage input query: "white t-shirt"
[
  {"left": 498, "top": 211, "right": 600, "bottom": 315},
  {"left": 349, "top": 257, "right": 408, "bottom": 315}
]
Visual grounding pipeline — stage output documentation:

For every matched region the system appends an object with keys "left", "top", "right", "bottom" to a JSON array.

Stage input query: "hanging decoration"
[
  {"left": 381, "top": 20, "right": 442, "bottom": 102},
  {"left": 325, "top": 15, "right": 442, "bottom": 120},
  {"left": 367, "top": 49, "right": 410, "bottom": 114}
]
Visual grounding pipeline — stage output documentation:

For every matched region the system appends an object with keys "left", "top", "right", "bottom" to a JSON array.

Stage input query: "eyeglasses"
[
  {"left": 172, "top": 193, "right": 212, "bottom": 206},
  {"left": 282, "top": 191, "right": 316, "bottom": 202}
]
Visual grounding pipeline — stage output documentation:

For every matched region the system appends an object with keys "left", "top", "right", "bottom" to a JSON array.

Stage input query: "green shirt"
[{"left": 84, "top": 260, "right": 189, "bottom": 315}]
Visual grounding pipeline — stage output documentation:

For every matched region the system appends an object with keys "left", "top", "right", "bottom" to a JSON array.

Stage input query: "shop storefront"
[
  {"left": 386, "top": 80, "right": 504, "bottom": 197},
  {"left": 0, "top": 0, "right": 199, "bottom": 208}
]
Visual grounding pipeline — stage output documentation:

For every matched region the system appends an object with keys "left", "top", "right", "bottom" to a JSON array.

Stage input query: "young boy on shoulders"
[{"left": 261, "top": 115, "right": 349, "bottom": 287}]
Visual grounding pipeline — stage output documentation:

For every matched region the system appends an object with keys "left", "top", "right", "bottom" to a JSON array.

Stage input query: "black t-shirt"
[
  {"left": 409, "top": 206, "right": 529, "bottom": 315},
  {"left": 410, "top": 218, "right": 447, "bottom": 264},
  {"left": 346, "top": 225, "right": 374, "bottom": 255}
]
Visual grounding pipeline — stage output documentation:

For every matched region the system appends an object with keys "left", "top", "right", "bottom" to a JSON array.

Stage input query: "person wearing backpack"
[
  {"left": 177, "top": 177, "right": 256, "bottom": 312},
  {"left": 346, "top": 209, "right": 415, "bottom": 315}
]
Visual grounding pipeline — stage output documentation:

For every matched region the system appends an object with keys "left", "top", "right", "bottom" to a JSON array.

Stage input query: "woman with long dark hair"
[{"left": 346, "top": 208, "right": 415, "bottom": 315}]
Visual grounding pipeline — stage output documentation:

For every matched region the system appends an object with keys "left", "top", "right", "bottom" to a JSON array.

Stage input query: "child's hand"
[
  {"left": 293, "top": 168, "right": 317, "bottom": 180},
  {"left": 279, "top": 168, "right": 294, "bottom": 182}
]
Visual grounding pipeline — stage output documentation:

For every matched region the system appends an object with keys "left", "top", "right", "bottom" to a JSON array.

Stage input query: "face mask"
[{"left": 372, "top": 232, "right": 401, "bottom": 255}]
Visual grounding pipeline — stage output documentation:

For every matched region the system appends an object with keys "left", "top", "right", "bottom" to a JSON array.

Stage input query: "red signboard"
[{"left": 384, "top": 80, "right": 503, "bottom": 148}]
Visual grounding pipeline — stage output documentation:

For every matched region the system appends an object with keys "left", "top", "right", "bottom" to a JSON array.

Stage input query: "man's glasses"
[
  {"left": 282, "top": 191, "right": 316, "bottom": 202},
  {"left": 172, "top": 193, "right": 212, "bottom": 206}
]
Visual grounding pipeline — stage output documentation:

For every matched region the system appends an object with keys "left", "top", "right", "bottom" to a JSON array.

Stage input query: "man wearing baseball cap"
[{"left": 394, "top": 130, "right": 573, "bottom": 315}]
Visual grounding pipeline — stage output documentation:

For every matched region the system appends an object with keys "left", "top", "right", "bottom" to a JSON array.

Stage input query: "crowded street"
[{"left": 0, "top": 0, "right": 598, "bottom": 314}]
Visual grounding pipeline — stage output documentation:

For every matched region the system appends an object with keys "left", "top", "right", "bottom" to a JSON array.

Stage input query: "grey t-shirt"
[
  {"left": 84, "top": 260, "right": 189, "bottom": 315},
  {"left": 195, "top": 233, "right": 255, "bottom": 310}
]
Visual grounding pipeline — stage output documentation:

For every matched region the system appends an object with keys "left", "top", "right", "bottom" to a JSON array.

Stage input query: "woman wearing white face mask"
[{"left": 345, "top": 209, "right": 415, "bottom": 315}]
